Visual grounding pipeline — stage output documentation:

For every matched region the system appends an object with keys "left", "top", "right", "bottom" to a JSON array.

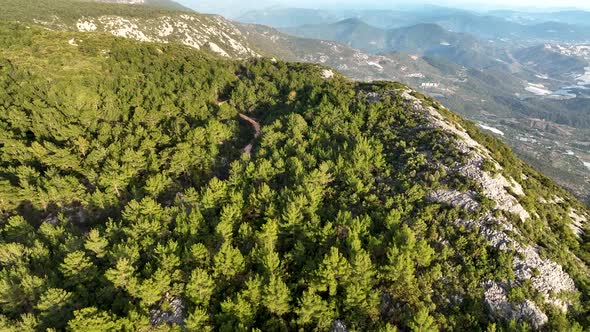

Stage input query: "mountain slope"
[
  {"left": 283, "top": 21, "right": 510, "bottom": 69},
  {"left": 91, "top": 0, "right": 193, "bottom": 11},
  {"left": 0, "top": 21, "right": 589, "bottom": 331},
  {"left": 0, "top": 0, "right": 258, "bottom": 59},
  {"left": 236, "top": 24, "right": 590, "bottom": 203},
  {"left": 514, "top": 44, "right": 588, "bottom": 79}
]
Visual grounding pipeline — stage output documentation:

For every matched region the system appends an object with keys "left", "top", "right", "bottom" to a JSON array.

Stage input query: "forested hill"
[{"left": 0, "top": 22, "right": 589, "bottom": 331}]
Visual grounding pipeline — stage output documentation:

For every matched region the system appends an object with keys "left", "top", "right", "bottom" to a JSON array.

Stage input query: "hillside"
[
  {"left": 0, "top": 21, "right": 590, "bottom": 331},
  {"left": 283, "top": 21, "right": 510, "bottom": 69},
  {"left": 514, "top": 45, "right": 588, "bottom": 80},
  {"left": 91, "top": 0, "right": 193, "bottom": 11},
  {"left": 0, "top": 0, "right": 259, "bottom": 59},
  {"left": 241, "top": 23, "right": 590, "bottom": 202}
]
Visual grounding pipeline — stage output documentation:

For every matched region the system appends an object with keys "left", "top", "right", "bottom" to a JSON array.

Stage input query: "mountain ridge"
[
  {"left": 241, "top": 7, "right": 590, "bottom": 43},
  {"left": 283, "top": 20, "right": 510, "bottom": 69},
  {"left": 88, "top": 0, "right": 193, "bottom": 11},
  {"left": 0, "top": 0, "right": 259, "bottom": 59}
]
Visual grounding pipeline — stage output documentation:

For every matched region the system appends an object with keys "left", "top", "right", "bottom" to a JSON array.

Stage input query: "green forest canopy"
[{"left": 0, "top": 22, "right": 589, "bottom": 331}]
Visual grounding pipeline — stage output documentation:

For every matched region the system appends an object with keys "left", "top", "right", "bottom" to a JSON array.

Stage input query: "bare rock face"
[
  {"left": 568, "top": 209, "right": 587, "bottom": 238},
  {"left": 330, "top": 320, "right": 348, "bottom": 332},
  {"left": 322, "top": 69, "right": 335, "bottom": 79},
  {"left": 150, "top": 295, "right": 184, "bottom": 327},
  {"left": 49, "top": 13, "right": 260, "bottom": 59},
  {"left": 428, "top": 189, "right": 479, "bottom": 213},
  {"left": 513, "top": 246, "right": 576, "bottom": 311},
  {"left": 467, "top": 214, "right": 576, "bottom": 313},
  {"left": 484, "top": 281, "right": 548, "bottom": 329}
]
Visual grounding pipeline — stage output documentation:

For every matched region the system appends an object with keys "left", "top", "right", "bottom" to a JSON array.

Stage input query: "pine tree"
[
  {"left": 67, "top": 307, "right": 119, "bottom": 331},
  {"left": 314, "top": 247, "right": 352, "bottom": 296},
  {"left": 296, "top": 288, "right": 335, "bottom": 329},
  {"left": 186, "top": 268, "right": 215, "bottom": 306},
  {"left": 213, "top": 243, "right": 245, "bottom": 280},
  {"left": 262, "top": 275, "right": 290, "bottom": 315},
  {"left": 185, "top": 307, "right": 212, "bottom": 332},
  {"left": 36, "top": 288, "right": 72, "bottom": 329},
  {"left": 408, "top": 308, "right": 437, "bottom": 332},
  {"left": 105, "top": 257, "right": 136, "bottom": 290},
  {"left": 84, "top": 229, "right": 108, "bottom": 258},
  {"left": 59, "top": 251, "right": 96, "bottom": 285}
]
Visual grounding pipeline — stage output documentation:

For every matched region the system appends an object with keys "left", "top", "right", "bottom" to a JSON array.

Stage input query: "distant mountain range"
[
  {"left": 282, "top": 20, "right": 510, "bottom": 69},
  {"left": 490, "top": 9, "right": 590, "bottom": 27},
  {"left": 239, "top": 7, "right": 590, "bottom": 43}
]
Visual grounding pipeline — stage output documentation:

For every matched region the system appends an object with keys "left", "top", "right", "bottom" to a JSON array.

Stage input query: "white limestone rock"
[
  {"left": 330, "top": 320, "right": 348, "bottom": 332},
  {"left": 322, "top": 69, "right": 335, "bottom": 79},
  {"left": 568, "top": 209, "right": 586, "bottom": 238},
  {"left": 400, "top": 89, "right": 578, "bottom": 326},
  {"left": 428, "top": 189, "right": 480, "bottom": 213},
  {"left": 484, "top": 281, "right": 548, "bottom": 329},
  {"left": 76, "top": 20, "right": 97, "bottom": 32},
  {"left": 150, "top": 295, "right": 184, "bottom": 327},
  {"left": 208, "top": 42, "right": 229, "bottom": 57},
  {"left": 401, "top": 90, "right": 529, "bottom": 221},
  {"left": 71, "top": 14, "right": 259, "bottom": 59}
]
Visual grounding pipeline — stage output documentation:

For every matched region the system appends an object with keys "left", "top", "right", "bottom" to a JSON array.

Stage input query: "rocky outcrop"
[
  {"left": 395, "top": 90, "right": 578, "bottom": 326},
  {"left": 463, "top": 213, "right": 577, "bottom": 313},
  {"left": 321, "top": 69, "right": 335, "bottom": 79},
  {"left": 60, "top": 13, "right": 260, "bottom": 59},
  {"left": 150, "top": 295, "right": 184, "bottom": 326},
  {"left": 484, "top": 281, "right": 548, "bottom": 328},
  {"left": 428, "top": 189, "right": 479, "bottom": 213},
  {"left": 400, "top": 90, "right": 529, "bottom": 221},
  {"left": 569, "top": 209, "right": 587, "bottom": 238},
  {"left": 330, "top": 320, "right": 348, "bottom": 332},
  {"left": 513, "top": 245, "right": 576, "bottom": 311}
]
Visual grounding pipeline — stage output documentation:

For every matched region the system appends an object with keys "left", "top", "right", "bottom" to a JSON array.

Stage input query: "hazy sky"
[{"left": 177, "top": 0, "right": 590, "bottom": 17}]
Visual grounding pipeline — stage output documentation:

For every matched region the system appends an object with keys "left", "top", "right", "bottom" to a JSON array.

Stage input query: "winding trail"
[{"left": 239, "top": 113, "right": 261, "bottom": 155}]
